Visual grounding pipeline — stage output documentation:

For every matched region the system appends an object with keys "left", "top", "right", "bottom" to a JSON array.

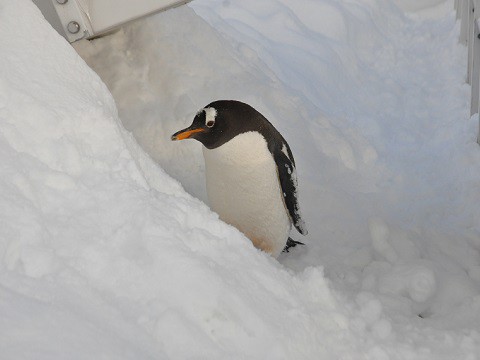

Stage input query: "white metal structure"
[
  {"left": 33, "top": 0, "right": 191, "bottom": 43},
  {"left": 455, "top": 0, "right": 480, "bottom": 143}
]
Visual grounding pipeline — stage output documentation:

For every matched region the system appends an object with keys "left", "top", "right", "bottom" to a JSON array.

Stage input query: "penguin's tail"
[{"left": 283, "top": 237, "right": 305, "bottom": 253}]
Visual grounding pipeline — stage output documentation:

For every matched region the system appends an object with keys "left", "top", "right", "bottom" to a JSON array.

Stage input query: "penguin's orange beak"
[{"left": 171, "top": 126, "right": 205, "bottom": 141}]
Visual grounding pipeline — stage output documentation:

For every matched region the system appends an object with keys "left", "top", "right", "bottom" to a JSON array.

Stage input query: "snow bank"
[
  {"left": 1, "top": 0, "right": 480, "bottom": 358},
  {"left": 0, "top": 1, "right": 358, "bottom": 359}
]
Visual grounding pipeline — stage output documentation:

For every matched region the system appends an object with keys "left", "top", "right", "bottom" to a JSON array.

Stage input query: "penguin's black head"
[{"left": 171, "top": 100, "right": 266, "bottom": 149}]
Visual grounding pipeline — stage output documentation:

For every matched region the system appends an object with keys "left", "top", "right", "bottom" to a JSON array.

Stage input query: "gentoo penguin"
[{"left": 171, "top": 100, "right": 307, "bottom": 257}]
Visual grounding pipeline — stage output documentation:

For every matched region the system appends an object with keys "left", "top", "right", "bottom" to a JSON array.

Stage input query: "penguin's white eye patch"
[{"left": 204, "top": 107, "right": 217, "bottom": 128}]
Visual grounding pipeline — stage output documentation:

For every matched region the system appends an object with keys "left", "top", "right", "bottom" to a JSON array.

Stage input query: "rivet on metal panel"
[{"left": 67, "top": 21, "right": 80, "bottom": 34}]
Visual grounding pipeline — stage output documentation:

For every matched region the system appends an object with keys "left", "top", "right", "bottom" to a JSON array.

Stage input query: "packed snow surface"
[{"left": 1, "top": 0, "right": 480, "bottom": 358}]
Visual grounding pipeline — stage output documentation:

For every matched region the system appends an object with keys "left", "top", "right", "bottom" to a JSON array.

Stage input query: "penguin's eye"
[{"left": 204, "top": 107, "right": 217, "bottom": 128}]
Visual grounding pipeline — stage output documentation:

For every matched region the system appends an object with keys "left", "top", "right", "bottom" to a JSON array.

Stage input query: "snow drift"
[
  {"left": 0, "top": 2, "right": 349, "bottom": 359},
  {"left": 1, "top": 0, "right": 479, "bottom": 358}
]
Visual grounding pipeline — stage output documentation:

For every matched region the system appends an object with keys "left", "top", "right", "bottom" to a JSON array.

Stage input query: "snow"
[{"left": 0, "top": 0, "right": 479, "bottom": 358}]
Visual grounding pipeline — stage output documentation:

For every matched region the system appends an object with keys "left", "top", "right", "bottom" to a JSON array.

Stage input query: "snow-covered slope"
[{"left": 1, "top": 0, "right": 479, "bottom": 358}]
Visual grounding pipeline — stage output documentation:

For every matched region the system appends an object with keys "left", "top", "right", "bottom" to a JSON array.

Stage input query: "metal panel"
[
  {"left": 33, "top": 0, "right": 191, "bottom": 43},
  {"left": 460, "top": 0, "right": 470, "bottom": 45},
  {"left": 468, "top": 0, "right": 475, "bottom": 84},
  {"left": 471, "top": 20, "right": 480, "bottom": 116},
  {"left": 454, "top": 1, "right": 480, "bottom": 143},
  {"left": 51, "top": 0, "right": 94, "bottom": 42},
  {"left": 476, "top": 20, "right": 480, "bottom": 144},
  {"left": 83, "top": 0, "right": 191, "bottom": 36}
]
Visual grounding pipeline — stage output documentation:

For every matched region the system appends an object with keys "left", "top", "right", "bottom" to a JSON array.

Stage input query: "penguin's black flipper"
[
  {"left": 273, "top": 149, "right": 308, "bottom": 236},
  {"left": 283, "top": 237, "right": 305, "bottom": 253}
]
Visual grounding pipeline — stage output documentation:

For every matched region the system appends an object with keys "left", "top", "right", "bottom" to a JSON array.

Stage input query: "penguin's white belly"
[{"left": 203, "top": 131, "right": 291, "bottom": 257}]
